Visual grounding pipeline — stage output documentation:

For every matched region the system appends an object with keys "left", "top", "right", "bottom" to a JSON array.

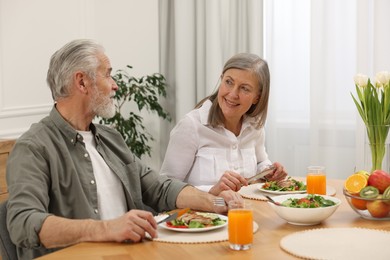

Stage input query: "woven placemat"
[
  {"left": 153, "top": 221, "right": 258, "bottom": 244},
  {"left": 280, "top": 227, "right": 390, "bottom": 259},
  {"left": 239, "top": 184, "right": 268, "bottom": 201}
]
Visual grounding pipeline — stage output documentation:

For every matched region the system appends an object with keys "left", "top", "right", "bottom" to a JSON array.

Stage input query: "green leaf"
[{"left": 98, "top": 65, "right": 171, "bottom": 158}]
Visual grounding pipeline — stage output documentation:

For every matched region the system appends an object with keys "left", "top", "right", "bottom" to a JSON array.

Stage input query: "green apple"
[{"left": 355, "top": 170, "right": 370, "bottom": 180}]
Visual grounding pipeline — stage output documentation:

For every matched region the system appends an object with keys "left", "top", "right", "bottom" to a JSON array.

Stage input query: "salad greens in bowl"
[{"left": 267, "top": 194, "right": 341, "bottom": 225}]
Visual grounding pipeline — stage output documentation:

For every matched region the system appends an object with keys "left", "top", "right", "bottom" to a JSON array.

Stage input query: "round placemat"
[
  {"left": 153, "top": 221, "right": 258, "bottom": 244},
  {"left": 280, "top": 227, "right": 390, "bottom": 259},
  {"left": 239, "top": 184, "right": 267, "bottom": 201}
]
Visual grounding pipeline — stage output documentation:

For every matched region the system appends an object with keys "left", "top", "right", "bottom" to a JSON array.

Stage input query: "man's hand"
[
  {"left": 209, "top": 171, "right": 248, "bottom": 195},
  {"left": 212, "top": 190, "right": 244, "bottom": 214},
  {"left": 39, "top": 209, "right": 158, "bottom": 248},
  {"left": 106, "top": 210, "right": 158, "bottom": 242}
]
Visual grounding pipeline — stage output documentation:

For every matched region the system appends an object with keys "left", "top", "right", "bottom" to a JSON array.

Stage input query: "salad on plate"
[
  {"left": 165, "top": 210, "right": 226, "bottom": 229},
  {"left": 260, "top": 177, "right": 306, "bottom": 192},
  {"left": 281, "top": 194, "right": 336, "bottom": 208}
]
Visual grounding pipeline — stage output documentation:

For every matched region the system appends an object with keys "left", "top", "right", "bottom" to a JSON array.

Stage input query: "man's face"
[{"left": 89, "top": 53, "right": 118, "bottom": 118}]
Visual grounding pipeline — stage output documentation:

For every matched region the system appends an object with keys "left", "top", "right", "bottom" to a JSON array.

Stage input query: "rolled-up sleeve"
[
  {"left": 135, "top": 155, "right": 188, "bottom": 212},
  {"left": 6, "top": 139, "right": 52, "bottom": 248}
]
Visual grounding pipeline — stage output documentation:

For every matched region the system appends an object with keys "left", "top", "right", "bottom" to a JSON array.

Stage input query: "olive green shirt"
[{"left": 6, "top": 106, "right": 187, "bottom": 259}]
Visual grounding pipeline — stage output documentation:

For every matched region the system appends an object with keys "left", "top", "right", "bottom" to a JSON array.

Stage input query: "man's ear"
[{"left": 75, "top": 72, "right": 88, "bottom": 94}]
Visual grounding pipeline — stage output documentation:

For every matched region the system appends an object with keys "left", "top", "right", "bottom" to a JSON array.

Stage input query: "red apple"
[
  {"left": 366, "top": 198, "right": 390, "bottom": 218},
  {"left": 368, "top": 170, "right": 390, "bottom": 193}
]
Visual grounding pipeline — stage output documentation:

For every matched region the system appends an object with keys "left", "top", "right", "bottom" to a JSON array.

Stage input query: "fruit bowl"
[
  {"left": 343, "top": 189, "right": 390, "bottom": 220},
  {"left": 267, "top": 194, "right": 341, "bottom": 225}
]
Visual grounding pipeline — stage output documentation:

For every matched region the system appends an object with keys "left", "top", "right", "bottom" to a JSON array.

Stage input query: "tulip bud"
[
  {"left": 375, "top": 71, "right": 390, "bottom": 87},
  {"left": 354, "top": 74, "right": 369, "bottom": 88}
]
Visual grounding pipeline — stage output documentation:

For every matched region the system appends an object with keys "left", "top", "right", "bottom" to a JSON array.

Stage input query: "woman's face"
[{"left": 217, "top": 68, "right": 260, "bottom": 123}]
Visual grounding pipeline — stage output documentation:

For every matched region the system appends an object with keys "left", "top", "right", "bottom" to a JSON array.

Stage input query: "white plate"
[
  {"left": 158, "top": 214, "right": 227, "bottom": 233},
  {"left": 258, "top": 183, "right": 307, "bottom": 195}
]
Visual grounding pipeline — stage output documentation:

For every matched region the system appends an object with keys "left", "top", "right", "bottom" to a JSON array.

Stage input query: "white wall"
[{"left": 0, "top": 0, "right": 161, "bottom": 169}]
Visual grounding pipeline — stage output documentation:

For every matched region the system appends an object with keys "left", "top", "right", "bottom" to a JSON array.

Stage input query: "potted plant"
[{"left": 99, "top": 65, "right": 171, "bottom": 158}]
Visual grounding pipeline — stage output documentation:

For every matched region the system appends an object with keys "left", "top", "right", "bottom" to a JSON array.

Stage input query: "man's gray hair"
[{"left": 46, "top": 39, "right": 105, "bottom": 100}]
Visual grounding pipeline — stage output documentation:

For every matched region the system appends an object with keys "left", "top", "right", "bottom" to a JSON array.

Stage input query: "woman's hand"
[
  {"left": 264, "top": 162, "right": 287, "bottom": 182},
  {"left": 209, "top": 171, "right": 248, "bottom": 195}
]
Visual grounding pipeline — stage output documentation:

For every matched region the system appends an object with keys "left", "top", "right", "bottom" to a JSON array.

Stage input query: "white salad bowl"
[{"left": 267, "top": 194, "right": 341, "bottom": 225}]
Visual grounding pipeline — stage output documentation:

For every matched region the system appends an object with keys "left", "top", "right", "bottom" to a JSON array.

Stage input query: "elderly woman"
[{"left": 161, "top": 53, "right": 287, "bottom": 195}]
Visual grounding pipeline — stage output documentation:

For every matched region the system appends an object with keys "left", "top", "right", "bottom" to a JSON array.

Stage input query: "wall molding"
[
  {"left": 0, "top": 127, "right": 27, "bottom": 139},
  {"left": 0, "top": 103, "right": 52, "bottom": 119}
]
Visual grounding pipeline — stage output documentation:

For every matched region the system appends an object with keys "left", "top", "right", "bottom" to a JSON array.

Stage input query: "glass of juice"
[
  {"left": 228, "top": 200, "right": 253, "bottom": 250},
  {"left": 306, "top": 166, "right": 326, "bottom": 195}
]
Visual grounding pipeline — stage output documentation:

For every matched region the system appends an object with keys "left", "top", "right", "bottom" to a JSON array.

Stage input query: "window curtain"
[
  {"left": 158, "top": 0, "right": 390, "bottom": 178},
  {"left": 158, "top": 0, "right": 264, "bottom": 161},
  {"left": 264, "top": 0, "right": 390, "bottom": 179}
]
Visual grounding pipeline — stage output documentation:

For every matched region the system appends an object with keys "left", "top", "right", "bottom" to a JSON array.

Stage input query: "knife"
[
  {"left": 156, "top": 207, "right": 190, "bottom": 224},
  {"left": 246, "top": 165, "right": 275, "bottom": 185},
  {"left": 156, "top": 212, "right": 178, "bottom": 224}
]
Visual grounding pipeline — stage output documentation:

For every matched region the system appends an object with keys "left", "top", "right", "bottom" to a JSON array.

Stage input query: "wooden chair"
[
  {"left": 0, "top": 201, "right": 17, "bottom": 260},
  {"left": 1, "top": 140, "right": 16, "bottom": 203}
]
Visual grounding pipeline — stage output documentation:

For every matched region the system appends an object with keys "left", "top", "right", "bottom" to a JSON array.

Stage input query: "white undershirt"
[{"left": 79, "top": 131, "right": 127, "bottom": 220}]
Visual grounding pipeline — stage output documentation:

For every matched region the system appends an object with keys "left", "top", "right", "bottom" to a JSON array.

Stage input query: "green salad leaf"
[
  {"left": 189, "top": 221, "right": 204, "bottom": 228},
  {"left": 281, "top": 194, "right": 336, "bottom": 208},
  {"left": 262, "top": 177, "right": 306, "bottom": 191}
]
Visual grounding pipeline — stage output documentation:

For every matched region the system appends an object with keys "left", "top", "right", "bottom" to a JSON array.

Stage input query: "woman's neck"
[{"left": 224, "top": 118, "right": 242, "bottom": 136}]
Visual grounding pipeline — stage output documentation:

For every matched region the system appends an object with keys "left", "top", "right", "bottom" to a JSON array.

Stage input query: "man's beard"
[{"left": 90, "top": 87, "right": 116, "bottom": 119}]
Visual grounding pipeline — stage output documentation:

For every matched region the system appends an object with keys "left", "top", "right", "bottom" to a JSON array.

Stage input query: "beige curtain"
[
  {"left": 158, "top": 0, "right": 390, "bottom": 178},
  {"left": 158, "top": 0, "right": 264, "bottom": 160},
  {"left": 264, "top": 0, "right": 390, "bottom": 178}
]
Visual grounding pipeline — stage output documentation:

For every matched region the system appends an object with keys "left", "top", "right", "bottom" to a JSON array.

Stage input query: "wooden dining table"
[{"left": 37, "top": 179, "right": 390, "bottom": 260}]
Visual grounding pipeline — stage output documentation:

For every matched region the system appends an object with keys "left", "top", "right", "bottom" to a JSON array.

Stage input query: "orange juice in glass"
[
  {"left": 228, "top": 200, "right": 253, "bottom": 250},
  {"left": 306, "top": 166, "right": 326, "bottom": 195}
]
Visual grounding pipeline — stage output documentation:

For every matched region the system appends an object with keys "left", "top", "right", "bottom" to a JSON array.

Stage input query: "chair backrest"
[{"left": 0, "top": 201, "right": 17, "bottom": 260}]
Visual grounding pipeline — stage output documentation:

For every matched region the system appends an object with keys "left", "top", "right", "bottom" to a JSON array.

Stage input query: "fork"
[
  {"left": 156, "top": 212, "right": 178, "bottom": 224},
  {"left": 213, "top": 197, "right": 226, "bottom": 207},
  {"left": 265, "top": 195, "right": 282, "bottom": 206}
]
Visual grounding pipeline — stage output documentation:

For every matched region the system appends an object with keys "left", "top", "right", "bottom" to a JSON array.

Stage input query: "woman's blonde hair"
[{"left": 196, "top": 53, "right": 270, "bottom": 129}]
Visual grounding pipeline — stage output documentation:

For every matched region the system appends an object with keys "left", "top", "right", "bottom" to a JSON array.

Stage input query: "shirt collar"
[
  {"left": 49, "top": 106, "right": 100, "bottom": 145},
  {"left": 199, "top": 100, "right": 212, "bottom": 125}
]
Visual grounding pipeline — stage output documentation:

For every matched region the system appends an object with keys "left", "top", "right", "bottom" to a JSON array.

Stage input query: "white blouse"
[{"left": 160, "top": 100, "right": 272, "bottom": 192}]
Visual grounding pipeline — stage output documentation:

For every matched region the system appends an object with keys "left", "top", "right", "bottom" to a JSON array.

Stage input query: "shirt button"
[
  {"left": 70, "top": 139, "right": 74, "bottom": 143},
  {"left": 90, "top": 180, "right": 95, "bottom": 185},
  {"left": 94, "top": 209, "right": 99, "bottom": 214},
  {"left": 84, "top": 153, "right": 89, "bottom": 158},
  {"left": 234, "top": 166, "right": 238, "bottom": 170},
  {"left": 232, "top": 145, "right": 237, "bottom": 149}
]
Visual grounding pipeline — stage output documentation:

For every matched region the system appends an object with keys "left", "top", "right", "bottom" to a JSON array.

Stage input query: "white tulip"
[
  {"left": 375, "top": 71, "right": 390, "bottom": 86},
  {"left": 354, "top": 74, "right": 369, "bottom": 87}
]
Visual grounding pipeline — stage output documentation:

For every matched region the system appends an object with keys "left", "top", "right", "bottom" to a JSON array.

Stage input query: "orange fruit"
[
  {"left": 351, "top": 197, "right": 367, "bottom": 210},
  {"left": 355, "top": 170, "right": 370, "bottom": 180},
  {"left": 344, "top": 174, "right": 368, "bottom": 194}
]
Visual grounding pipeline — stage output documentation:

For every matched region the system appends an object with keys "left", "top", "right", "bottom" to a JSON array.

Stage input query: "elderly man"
[{"left": 6, "top": 39, "right": 240, "bottom": 259}]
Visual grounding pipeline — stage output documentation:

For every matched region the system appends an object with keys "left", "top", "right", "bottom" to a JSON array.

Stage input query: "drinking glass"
[
  {"left": 306, "top": 166, "right": 326, "bottom": 195},
  {"left": 228, "top": 200, "right": 253, "bottom": 250}
]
